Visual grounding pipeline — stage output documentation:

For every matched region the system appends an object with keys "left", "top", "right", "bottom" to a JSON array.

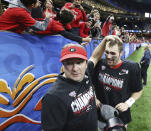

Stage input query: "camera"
[{"left": 75, "top": 4, "right": 80, "bottom": 8}]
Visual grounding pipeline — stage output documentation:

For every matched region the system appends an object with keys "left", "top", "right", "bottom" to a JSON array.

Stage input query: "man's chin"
[
  {"left": 74, "top": 79, "right": 82, "bottom": 82},
  {"left": 71, "top": 77, "right": 83, "bottom": 82},
  {"left": 107, "top": 61, "right": 113, "bottom": 65}
]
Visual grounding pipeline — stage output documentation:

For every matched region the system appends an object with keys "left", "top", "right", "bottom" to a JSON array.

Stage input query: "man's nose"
[
  {"left": 106, "top": 53, "right": 112, "bottom": 59},
  {"left": 72, "top": 63, "right": 78, "bottom": 71}
]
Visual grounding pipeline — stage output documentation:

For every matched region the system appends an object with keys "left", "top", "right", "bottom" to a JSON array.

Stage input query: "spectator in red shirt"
[
  {"left": 101, "top": 14, "right": 115, "bottom": 37},
  {"left": 62, "top": 0, "right": 87, "bottom": 36},
  {"left": 37, "top": 8, "right": 91, "bottom": 43},
  {"left": 31, "top": 0, "right": 56, "bottom": 21},
  {"left": 79, "top": 20, "right": 92, "bottom": 38},
  {"left": 0, "top": 0, "right": 52, "bottom": 33},
  {"left": 43, "top": 0, "right": 56, "bottom": 18}
]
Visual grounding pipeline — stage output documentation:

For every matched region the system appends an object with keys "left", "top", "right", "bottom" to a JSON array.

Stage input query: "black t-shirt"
[
  {"left": 93, "top": 59, "right": 142, "bottom": 124},
  {"left": 41, "top": 61, "right": 97, "bottom": 131}
]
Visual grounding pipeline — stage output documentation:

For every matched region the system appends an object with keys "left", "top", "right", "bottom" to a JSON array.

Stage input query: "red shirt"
[
  {"left": 37, "top": 19, "right": 64, "bottom": 35},
  {"left": 0, "top": 8, "right": 36, "bottom": 33},
  {"left": 79, "top": 22, "right": 90, "bottom": 38},
  {"left": 101, "top": 21, "right": 115, "bottom": 37},
  {"left": 63, "top": 3, "right": 87, "bottom": 28},
  {"left": 112, "top": 29, "right": 116, "bottom": 35}
]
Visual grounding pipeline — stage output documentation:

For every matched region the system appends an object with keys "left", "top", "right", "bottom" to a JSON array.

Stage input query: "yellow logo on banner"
[{"left": 0, "top": 65, "right": 58, "bottom": 130}]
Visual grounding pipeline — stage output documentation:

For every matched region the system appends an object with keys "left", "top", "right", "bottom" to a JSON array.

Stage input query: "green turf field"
[{"left": 127, "top": 46, "right": 151, "bottom": 131}]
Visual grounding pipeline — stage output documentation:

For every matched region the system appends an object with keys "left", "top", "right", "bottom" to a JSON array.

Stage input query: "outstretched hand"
[
  {"left": 82, "top": 37, "right": 92, "bottom": 43},
  {"left": 81, "top": 42, "right": 88, "bottom": 46}
]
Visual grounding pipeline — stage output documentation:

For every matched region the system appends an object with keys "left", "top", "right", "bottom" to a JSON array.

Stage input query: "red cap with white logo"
[{"left": 60, "top": 45, "right": 88, "bottom": 62}]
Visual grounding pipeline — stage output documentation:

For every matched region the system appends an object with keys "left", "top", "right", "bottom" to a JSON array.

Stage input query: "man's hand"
[
  {"left": 95, "top": 98, "right": 101, "bottom": 108},
  {"left": 81, "top": 42, "right": 88, "bottom": 46},
  {"left": 36, "top": 0, "right": 41, "bottom": 7},
  {"left": 94, "top": 22, "right": 101, "bottom": 28},
  {"left": 82, "top": 37, "right": 92, "bottom": 43},
  {"left": 115, "top": 102, "right": 129, "bottom": 112},
  {"left": 71, "top": 3, "right": 83, "bottom": 10}
]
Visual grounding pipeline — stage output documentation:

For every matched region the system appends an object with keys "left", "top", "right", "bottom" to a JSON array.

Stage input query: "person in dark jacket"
[
  {"left": 140, "top": 45, "right": 151, "bottom": 85},
  {"left": 41, "top": 34, "right": 117, "bottom": 131},
  {"left": 41, "top": 39, "right": 108, "bottom": 131},
  {"left": 90, "top": 11, "right": 102, "bottom": 39}
]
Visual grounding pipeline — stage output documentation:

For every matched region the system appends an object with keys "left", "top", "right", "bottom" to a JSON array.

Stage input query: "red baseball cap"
[{"left": 60, "top": 45, "right": 88, "bottom": 62}]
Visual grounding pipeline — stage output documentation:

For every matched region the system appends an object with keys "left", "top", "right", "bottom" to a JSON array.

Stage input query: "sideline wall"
[{"left": 0, "top": 32, "right": 140, "bottom": 131}]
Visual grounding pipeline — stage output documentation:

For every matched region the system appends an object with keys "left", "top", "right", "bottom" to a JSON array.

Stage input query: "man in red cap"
[{"left": 41, "top": 37, "right": 110, "bottom": 130}]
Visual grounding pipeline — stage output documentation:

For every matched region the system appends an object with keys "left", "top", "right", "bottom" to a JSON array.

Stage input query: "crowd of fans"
[{"left": 0, "top": 0, "right": 151, "bottom": 44}]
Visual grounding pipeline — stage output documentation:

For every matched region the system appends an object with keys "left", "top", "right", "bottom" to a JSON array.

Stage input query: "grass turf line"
[{"left": 127, "top": 46, "right": 151, "bottom": 131}]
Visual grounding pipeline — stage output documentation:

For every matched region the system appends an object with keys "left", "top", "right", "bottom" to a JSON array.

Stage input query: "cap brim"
[{"left": 60, "top": 54, "right": 88, "bottom": 62}]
